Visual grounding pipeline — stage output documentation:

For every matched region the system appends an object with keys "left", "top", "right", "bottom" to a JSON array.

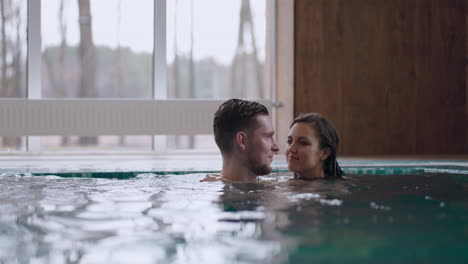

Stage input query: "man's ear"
[
  {"left": 321, "top": 148, "right": 331, "bottom": 161},
  {"left": 235, "top": 131, "right": 248, "bottom": 152}
]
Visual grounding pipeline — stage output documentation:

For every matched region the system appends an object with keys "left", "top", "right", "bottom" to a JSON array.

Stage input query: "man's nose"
[{"left": 272, "top": 140, "right": 279, "bottom": 152}]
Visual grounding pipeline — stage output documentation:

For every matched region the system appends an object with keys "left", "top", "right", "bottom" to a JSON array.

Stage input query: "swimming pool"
[{"left": 0, "top": 157, "right": 467, "bottom": 263}]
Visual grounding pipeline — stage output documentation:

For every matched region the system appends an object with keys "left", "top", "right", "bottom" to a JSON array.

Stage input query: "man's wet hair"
[{"left": 213, "top": 99, "right": 269, "bottom": 154}]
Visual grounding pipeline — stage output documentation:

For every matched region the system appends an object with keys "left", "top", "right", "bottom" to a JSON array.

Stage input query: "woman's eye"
[
  {"left": 300, "top": 141, "right": 308, "bottom": 145},
  {"left": 286, "top": 140, "right": 292, "bottom": 144}
]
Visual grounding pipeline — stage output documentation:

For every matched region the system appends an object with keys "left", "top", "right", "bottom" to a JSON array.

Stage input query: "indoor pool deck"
[{"left": 0, "top": 154, "right": 467, "bottom": 177}]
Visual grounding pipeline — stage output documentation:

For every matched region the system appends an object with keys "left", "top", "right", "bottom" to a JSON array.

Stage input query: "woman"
[{"left": 286, "top": 113, "right": 344, "bottom": 180}]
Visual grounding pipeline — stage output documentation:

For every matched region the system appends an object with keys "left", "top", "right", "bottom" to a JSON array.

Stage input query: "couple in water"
[{"left": 212, "top": 98, "right": 344, "bottom": 182}]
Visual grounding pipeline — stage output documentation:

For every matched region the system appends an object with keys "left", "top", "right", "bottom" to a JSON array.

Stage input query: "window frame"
[{"left": 0, "top": 0, "right": 284, "bottom": 154}]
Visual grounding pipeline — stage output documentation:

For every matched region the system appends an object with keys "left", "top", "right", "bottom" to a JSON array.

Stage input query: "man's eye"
[
  {"left": 300, "top": 141, "right": 308, "bottom": 145},
  {"left": 286, "top": 140, "right": 292, "bottom": 144}
]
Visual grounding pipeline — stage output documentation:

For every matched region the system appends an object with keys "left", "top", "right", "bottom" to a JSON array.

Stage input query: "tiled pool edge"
[
  {"left": 0, "top": 157, "right": 467, "bottom": 178},
  {"left": 3, "top": 166, "right": 468, "bottom": 179}
]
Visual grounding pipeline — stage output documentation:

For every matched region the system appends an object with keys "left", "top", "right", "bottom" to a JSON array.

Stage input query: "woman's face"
[{"left": 285, "top": 122, "right": 328, "bottom": 175}]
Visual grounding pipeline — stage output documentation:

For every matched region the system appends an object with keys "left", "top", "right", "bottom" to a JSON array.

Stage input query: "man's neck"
[{"left": 221, "top": 156, "right": 258, "bottom": 182}]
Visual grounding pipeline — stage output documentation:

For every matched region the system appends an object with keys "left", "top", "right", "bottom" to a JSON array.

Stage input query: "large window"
[
  {"left": 0, "top": 0, "right": 273, "bottom": 153},
  {"left": 41, "top": 0, "right": 153, "bottom": 99},
  {"left": 167, "top": 0, "right": 267, "bottom": 99},
  {"left": 41, "top": 0, "right": 154, "bottom": 151},
  {"left": 0, "top": 0, "right": 27, "bottom": 151},
  {"left": 166, "top": 0, "right": 268, "bottom": 150}
]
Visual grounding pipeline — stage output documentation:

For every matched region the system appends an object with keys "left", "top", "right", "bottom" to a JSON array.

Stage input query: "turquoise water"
[
  {"left": 8, "top": 165, "right": 468, "bottom": 179},
  {"left": 0, "top": 171, "right": 467, "bottom": 263}
]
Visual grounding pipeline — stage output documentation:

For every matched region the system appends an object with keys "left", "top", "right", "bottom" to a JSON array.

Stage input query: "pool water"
[{"left": 0, "top": 172, "right": 467, "bottom": 263}]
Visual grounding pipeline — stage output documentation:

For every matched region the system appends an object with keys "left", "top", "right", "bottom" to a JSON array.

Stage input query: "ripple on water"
[{"left": 0, "top": 172, "right": 467, "bottom": 264}]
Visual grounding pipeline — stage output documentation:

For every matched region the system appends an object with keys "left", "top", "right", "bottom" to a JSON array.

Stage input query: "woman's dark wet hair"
[
  {"left": 213, "top": 99, "right": 269, "bottom": 154},
  {"left": 291, "top": 113, "right": 344, "bottom": 179}
]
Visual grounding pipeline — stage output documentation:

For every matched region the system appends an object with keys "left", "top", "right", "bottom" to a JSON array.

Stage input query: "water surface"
[{"left": 0, "top": 172, "right": 466, "bottom": 263}]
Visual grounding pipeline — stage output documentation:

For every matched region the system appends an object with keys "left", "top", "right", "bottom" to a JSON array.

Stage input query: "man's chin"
[{"left": 253, "top": 165, "right": 272, "bottom": 176}]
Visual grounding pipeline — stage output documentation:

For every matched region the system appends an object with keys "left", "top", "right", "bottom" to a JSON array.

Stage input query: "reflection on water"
[{"left": 0, "top": 173, "right": 467, "bottom": 263}]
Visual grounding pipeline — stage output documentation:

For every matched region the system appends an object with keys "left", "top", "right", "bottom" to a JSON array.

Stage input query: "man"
[{"left": 213, "top": 99, "right": 279, "bottom": 182}]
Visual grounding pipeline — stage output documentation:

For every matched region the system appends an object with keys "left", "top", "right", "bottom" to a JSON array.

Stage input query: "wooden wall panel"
[
  {"left": 295, "top": 0, "right": 344, "bottom": 150},
  {"left": 465, "top": 0, "right": 468, "bottom": 154},
  {"left": 295, "top": 0, "right": 467, "bottom": 155}
]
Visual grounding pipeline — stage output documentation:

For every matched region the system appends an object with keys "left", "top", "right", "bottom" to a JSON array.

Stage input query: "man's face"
[{"left": 245, "top": 114, "right": 279, "bottom": 175}]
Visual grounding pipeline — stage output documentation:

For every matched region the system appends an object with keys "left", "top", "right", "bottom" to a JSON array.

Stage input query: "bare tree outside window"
[
  {"left": 40, "top": 0, "right": 153, "bottom": 151},
  {"left": 231, "top": 0, "right": 264, "bottom": 98},
  {"left": 0, "top": 0, "right": 26, "bottom": 151},
  {"left": 0, "top": 0, "right": 26, "bottom": 97},
  {"left": 166, "top": 0, "right": 267, "bottom": 150},
  {"left": 167, "top": 0, "right": 266, "bottom": 100},
  {"left": 0, "top": 1, "right": 268, "bottom": 152},
  {"left": 77, "top": 0, "right": 97, "bottom": 145}
]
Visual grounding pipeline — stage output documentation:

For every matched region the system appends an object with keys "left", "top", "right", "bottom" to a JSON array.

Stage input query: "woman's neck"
[{"left": 296, "top": 165, "right": 325, "bottom": 180}]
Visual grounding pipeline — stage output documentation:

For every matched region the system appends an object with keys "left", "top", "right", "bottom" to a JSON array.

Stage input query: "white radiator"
[{"left": 0, "top": 99, "right": 272, "bottom": 136}]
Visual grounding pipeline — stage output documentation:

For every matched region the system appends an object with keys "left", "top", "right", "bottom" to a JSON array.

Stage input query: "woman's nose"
[{"left": 287, "top": 143, "right": 297, "bottom": 153}]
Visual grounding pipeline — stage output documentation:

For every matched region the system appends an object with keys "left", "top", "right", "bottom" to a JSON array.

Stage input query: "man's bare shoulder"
[{"left": 200, "top": 174, "right": 223, "bottom": 182}]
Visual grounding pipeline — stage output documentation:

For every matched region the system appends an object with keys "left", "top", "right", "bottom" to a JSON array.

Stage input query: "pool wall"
[{"left": 1, "top": 155, "right": 467, "bottom": 178}]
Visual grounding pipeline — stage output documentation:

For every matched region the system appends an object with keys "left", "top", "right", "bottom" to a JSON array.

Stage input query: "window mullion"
[
  {"left": 153, "top": 0, "right": 167, "bottom": 152},
  {"left": 268, "top": 0, "right": 277, "bottom": 127},
  {"left": 26, "top": 0, "right": 41, "bottom": 153}
]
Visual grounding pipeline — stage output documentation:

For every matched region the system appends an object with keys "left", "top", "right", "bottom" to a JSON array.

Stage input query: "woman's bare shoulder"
[
  {"left": 200, "top": 174, "right": 223, "bottom": 182},
  {"left": 341, "top": 175, "right": 358, "bottom": 181}
]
